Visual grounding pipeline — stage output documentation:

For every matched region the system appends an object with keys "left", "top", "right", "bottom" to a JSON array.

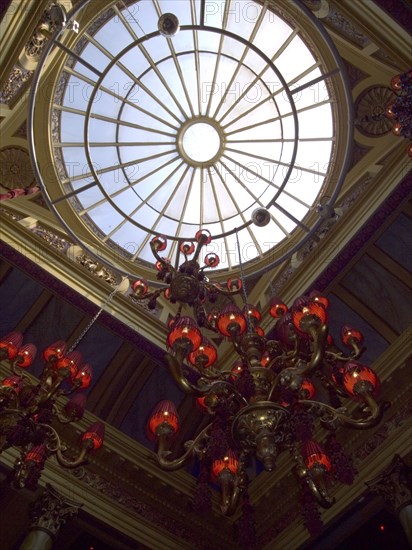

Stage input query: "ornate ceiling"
[{"left": 0, "top": 1, "right": 411, "bottom": 549}]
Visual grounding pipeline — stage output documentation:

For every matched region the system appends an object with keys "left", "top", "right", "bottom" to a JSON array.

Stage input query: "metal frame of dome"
[{"left": 28, "top": 0, "right": 353, "bottom": 282}]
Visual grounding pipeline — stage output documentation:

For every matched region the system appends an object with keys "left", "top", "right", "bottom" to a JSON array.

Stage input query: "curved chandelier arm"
[
  {"left": 299, "top": 324, "right": 329, "bottom": 376},
  {"left": 37, "top": 423, "right": 90, "bottom": 468},
  {"left": 165, "top": 354, "right": 248, "bottom": 405},
  {"left": 292, "top": 448, "right": 335, "bottom": 509},
  {"left": 305, "top": 473, "right": 335, "bottom": 509},
  {"left": 150, "top": 242, "right": 176, "bottom": 274},
  {"left": 298, "top": 394, "right": 387, "bottom": 429},
  {"left": 155, "top": 423, "right": 212, "bottom": 471},
  {"left": 165, "top": 353, "right": 209, "bottom": 396},
  {"left": 218, "top": 468, "right": 242, "bottom": 516}
]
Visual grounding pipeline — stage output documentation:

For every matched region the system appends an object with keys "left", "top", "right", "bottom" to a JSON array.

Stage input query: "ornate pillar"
[
  {"left": 19, "top": 484, "right": 82, "bottom": 550},
  {"left": 366, "top": 454, "right": 412, "bottom": 545}
]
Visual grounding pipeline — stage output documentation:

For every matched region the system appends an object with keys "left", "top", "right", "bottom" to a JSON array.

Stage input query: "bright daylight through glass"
[{"left": 50, "top": 0, "right": 336, "bottom": 270}]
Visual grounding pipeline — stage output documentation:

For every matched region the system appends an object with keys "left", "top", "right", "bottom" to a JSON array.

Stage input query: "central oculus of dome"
[{"left": 180, "top": 121, "right": 221, "bottom": 164}]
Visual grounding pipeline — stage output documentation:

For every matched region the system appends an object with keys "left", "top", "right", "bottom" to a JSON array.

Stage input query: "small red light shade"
[
  {"left": 390, "top": 74, "right": 402, "bottom": 90},
  {"left": 301, "top": 379, "right": 315, "bottom": 399},
  {"left": 231, "top": 359, "right": 244, "bottom": 379},
  {"left": 204, "top": 253, "right": 220, "bottom": 268},
  {"left": 167, "top": 316, "right": 202, "bottom": 352},
  {"left": 188, "top": 338, "right": 217, "bottom": 368},
  {"left": 385, "top": 103, "right": 395, "bottom": 119},
  {"left": 343, "top": 361, "right": 379, "bottom": 397},
  {"left": 292, "top": 302, "right": 327, "bottom": 332},
  {"left": 56, "top": 351, "right": 83, "bottom": 378},
  {"left": 269, "top": 297, "right": 288, "bottom": 318},
  {"left": 25, "top": 444, "right": 46, "bottom": 464},
  {"left": 15, "top": 344, "right": 37, "bottom": 368},
  {"left": 43, "top": 340, "right": 67, "bottom": 362},
  {"left": 226, "top": 278, "right": 242, "bottom": 292},
  {"left": 151, "top": 235, "right": 167, "bottom": 251},
  {"left": 180, "top": 241, "right": 195, "bottom": 255},
  {"left": 81, "top": 421, "right": 105, "bottom": 450},
  {"left": 63, "top": 394, "right": 87, "bottom": 420},
  {"left": 392, "top": 122, "right": 402, "bottom": 136},
  {"left": 73, "top": 364, "right": 93, "bottom": 389},
  {"left": 341, "top": 325, "right": 363, "bottom": 346},
  {"left": 243, "top": 304, "right": 262, "bottom": 325},
  {"left": 216, "top": 304, "right": 247, "bottom": 337},
  {"left": 211, "top": 450, "right": 239, "bottom": 480},
  {"left": 196, "top": 396, "right": 208, "bottom": 412},
  {"left": 308, "top": 290, "right": 329, "bottom": 309},
  {"left": 302, "top": 440, "right": 332, "bottom": 472},
  {"left": 195, "top": 229, "right": 212, "bottom": 244},
  {"left": 132, "top": 278, "right": 148, "bottom": 296},
  {"left": 147, "top": 400, "right": 179, "bottom": 440},
  {"left": 260, "top": 353, "right": 270, "bottom": 368},
  {"left": 0, "top": 331, "right": 23, "bottom": 360},
  {"left": 1, "top": 375, "right": 23, "bottom": 393},
  {"left": 255, "top": 326, "right": 265, "bottom": 337},
  {"left": 407, "top": 142, "right": 412, "bottom": 158}
]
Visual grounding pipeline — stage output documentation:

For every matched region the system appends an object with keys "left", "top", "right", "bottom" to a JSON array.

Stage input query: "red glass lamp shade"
[
  {"left": 390, "top": 74, "right": 402, "bottom": 90},
  {"left": 167, "top": 316, "right": 202, "bottom": 352},
  {"left": 217, "top": 304, "right": 246, "bottom": 337},
  {"left": 195, "top": 229, "right": 212, "bottom": 244},
  {"left": 260, "top": 353, "right": 270, "bottom": 368},
  {"left": 63, "top": 394, "right": 87, "bottom": 420},
  {"left": 188, "top": 338, "right": 217, "bottom": 368},
  {"left": 212, "top": 451, "right": 239, "bottom": 480},
  {"left": 147, "top": 400, "right": 179, "bottom": 440},
  {"left": 255, "top": 326, "right": 265, "bottom": 337},
  {"left": 301, "top": 379, "right": 315, "bottom": 399},
  {"left": 2, "top": 375, "right": 23, "bottom": 393},
  {"left": 292, "top": 301, "right": 327, "bottom": 332},
  {"left": 341, "top": 325, "right": 363, "bottom": 346},
  {"left": 243, "top": 304, "right": 262, "bottom": 326},
  {"left": 308, "top": 290, "right": 329, "bottom": 309},
  {"left": 25, "top": 444, "right": 46, "bottom": 464},
  {"left": 180, "top": 241, "right": 195, "bottom": 255},
  {"left": 204, "top": 253, "right": 220, "bottom": 268},
  {"left": 303, "top": 440, "right": 331, "bottom": 472},
  {"left": 196, "top": 396, "right": 208, "bottom": 412},
  {"left": 226, "top": 278, "right": 242, "bottom": 292},
  {"left": 132, "top": 278, "right": 148, "bottom": 296},
  {"left": 269, "top": 297, "right": 288, "bottom": 318},
  {"left": 0, "top": 331, "right": 23, "bottom": 360},
  {"left": 343, "top": 361, "right": 379, "bottom": 397},
  {"left": 73, "top": 364, "right": 93, "bottom": 389},
  {"left": 81, "top": 422, "right": 105, "bottom": 450},
  {"left": 43, "top": 340, "right": 67, "bottom": 362},
  {"left": 151, "top": 235, "right": 167, "bottom": 251},
  {"left": 15, "top": 344, "right": 37, "bottom": 368},
  {"left": 56, "top": 351, "right": 83, "bottom": 378}
]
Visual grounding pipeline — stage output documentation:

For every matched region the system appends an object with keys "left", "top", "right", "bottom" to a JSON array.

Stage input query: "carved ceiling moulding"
[{"left": 0, "top": 1, "right": 73, "bottom": 106}]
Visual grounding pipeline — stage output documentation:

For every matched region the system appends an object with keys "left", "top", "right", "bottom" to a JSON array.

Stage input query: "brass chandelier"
[
  {"left": 0, "top": 300, "right": 110, "bottom": 490},
  {"left": 131, "top": 230, "right": 386, "bottom": 532}
]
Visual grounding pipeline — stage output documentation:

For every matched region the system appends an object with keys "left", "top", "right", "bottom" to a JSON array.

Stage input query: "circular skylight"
[
  {"left": 29, "top": 0, "right": 352, "bottom": 277},
  {"left": 180, "top": 121, "right": 222, "bottom": 164}
]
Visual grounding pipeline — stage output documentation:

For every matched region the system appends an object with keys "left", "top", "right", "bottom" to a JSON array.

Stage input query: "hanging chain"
[
  {"left": 68, "top": 279, "right": 126, "bottom": 353},
  {"left": 235, "top": 229, "right": 252, "bottom": 333}
]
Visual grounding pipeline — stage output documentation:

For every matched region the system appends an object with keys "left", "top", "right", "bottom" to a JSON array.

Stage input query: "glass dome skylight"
[{"left": 29, "top": 0, "right": 352, "bottom": 277}]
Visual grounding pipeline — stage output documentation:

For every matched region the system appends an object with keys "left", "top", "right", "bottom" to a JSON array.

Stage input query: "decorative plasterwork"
[
  {"left": 354, "top": 86, "right": 397, "bottom": 137},
  {"left": 0, "top": 146, "right": 36, "bottom": 188},
  {"left": 0, "top": 66, "right": 33, "bottom": 105},
  {"left": 324, "top": 5, "right": 370, "bottom": 48}
]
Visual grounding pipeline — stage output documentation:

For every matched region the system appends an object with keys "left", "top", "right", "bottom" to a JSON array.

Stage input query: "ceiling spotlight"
[
  {"left": 252, "top": 208, "right": 270, "bottom": 227},
  {"left": 158, "top": 13, "right": 179, "bottom": 37}
]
